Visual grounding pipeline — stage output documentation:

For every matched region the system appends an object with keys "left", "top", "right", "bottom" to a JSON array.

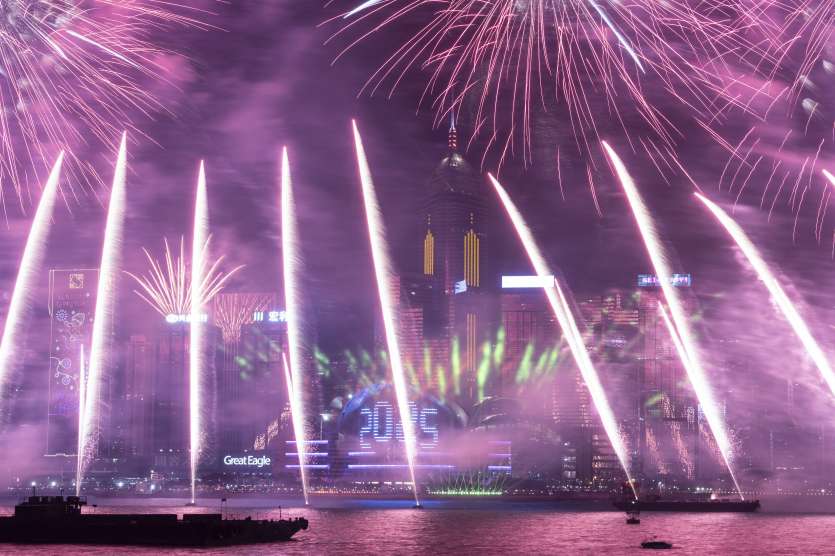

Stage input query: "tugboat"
[
  {"left": 614, "top": 482, "right": 760, "bottom": 513},
  {"left": 0, "top": 495, "right": 308, "bottom": 546},
  {"left": 641, "top": 539, "right": 673, "bottom": 549}
]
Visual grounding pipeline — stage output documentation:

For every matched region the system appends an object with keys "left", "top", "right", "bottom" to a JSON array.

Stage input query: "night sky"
[{"left": 1, "top": 1, "right": 834, "bottom": 417}]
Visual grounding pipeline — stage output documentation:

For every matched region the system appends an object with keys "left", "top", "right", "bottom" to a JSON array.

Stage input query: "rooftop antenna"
[{"left": 448, "top": 111, "right": 458, "bottom": 153}]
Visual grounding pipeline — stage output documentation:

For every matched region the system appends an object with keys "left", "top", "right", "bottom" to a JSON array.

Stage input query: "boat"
[
  {"left": 626, "top": 510, "right": 641, "bottom": 524},
  {"left": 614, "top": 481, "right": 760, "bottom": 513},
  {"left": 0, "top": 495, "right": 308, "bottom": 547},
  {"left": 641, "top": 540, "right": 673, "bottom": 549},
  {"left": 614, "top": 496, "right": 760, "bottom": 513}
]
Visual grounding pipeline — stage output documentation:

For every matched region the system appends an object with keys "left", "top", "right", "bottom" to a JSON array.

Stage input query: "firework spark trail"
[
  {"left": 585, "top": 0, "right": 644, "bottom": 72},
  {"left": 75, "top": 344, "right": 85, "bottom": 496},
  {"left": 213, "top": 293, "right": 272, "bottom": 345},
  {"left": 281, "top": 352, "right": 308, "bottom": 497},
  {"left": 656, "top": 305, "right": 698, "bottom": 480},
  {"left": 824, "top": 169, "right": 835, "bottom": 191},
  {"left": 719, "top": 9, "right": 835, "bottom": 241},
  {"left": 126, "top": 236, "right": 243, "bottom": 318},
  {"left": 332, "top": 0, "right": 759, "bottom": 167},
  {"left": 602, "top": 140, "right": 742, "bottom": 497},
  {"left": 0, "top": 152, "right": 62, "bottom": 403},
  {"left": 0, "top": 1, "right": 210, "bottom": 210},
  {"left": 696, "top": 192, "right": 835, "bottom": 400},
  {"left": 79, "top": 133, "right": 127, "bottom": 491},
  {"left": 488, "top": 172, "right": 635, "bottom": 495},
  {"left": 188, "top": 161, "right": 209, "bottom": 505},
  {"left": 645, "top": 426, "right": 667, "bottom": 475},
  {"left": 281, "top": 148, "right": 310, "bottom": 506},
  {"left": 749, "top": 1, "right": 835, "bottom": 107},
  {"left": 352, "top": 121, "right": 421, "bottom": 505},
  {"left": 669, "top": 420, "right": 694, "bottom": 479}
]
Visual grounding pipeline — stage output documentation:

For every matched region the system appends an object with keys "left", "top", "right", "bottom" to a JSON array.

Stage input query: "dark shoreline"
[{"left": 3, "top": 493, "right": 835, "bottom": 513}]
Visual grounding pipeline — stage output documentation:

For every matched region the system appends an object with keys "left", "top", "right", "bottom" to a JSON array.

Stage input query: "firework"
[
  {"left": 75, "top": 344, "right": 86, "bottom": 495},
  {"left": 213, "top": 293, "right": 273, "bottom": 345},
  {"left": 353, "top": 120, "right": 422, "bottom": 506},
  {"left": 644, "top": 426, "right": 667, "bottom": 476},
  {"left": 331, "top": 0, "right": 757, "bottom": 166},
  {"left": 824, "top": 169, "right": 835, "bottom": 190},
  {"left": 281, "top": 147, "right": 311, "bottom": 505},
  {"left": 696, "top": 192, "right": 835, "bottom": 402},
  {"left": 0, "top": 152, "right": 63, "bottom": 410},
  {"left": 126, "top": 237, "right": 243, "bottom": 318},
  {"left": 604, "top": 140, "right": 742, "bottom": 497},
  {"left": 717, "top": 7, "right": 835, "bottom": 242},
  {"left": 488, "top": 172, "right": 635, "bottom": 494},
  {"left": 0, "top": 1, "right": 209, "bottom": 212},
  {"left": 189, "top": 161, "right": 208, "bottom": 505},
  {"left": 79, "top": 133, "right": 126, "bottom": 492}
]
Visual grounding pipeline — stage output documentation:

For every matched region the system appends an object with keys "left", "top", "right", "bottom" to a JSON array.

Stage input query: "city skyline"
[{"left": 0, "top": 120, "right": 829, "bottom": 501}]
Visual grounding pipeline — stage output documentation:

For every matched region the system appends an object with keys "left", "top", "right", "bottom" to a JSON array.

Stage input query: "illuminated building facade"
[
  {"left": 124, "top": 334, "right": 153, "bottom": 469},
  {"left": 578, "top": 290, "right": 642, "bottom": 476},
  {"left": 46, "top": 269, "right": 98, "bottom": 456},
  {"left": 499, "top": 289, "right": 558, "bottom": 394},
  {"left": 636, "top": 279, "right": 699, "bottom": 481},
  {"left": 335, "top": 383, "right": 466, "bottom": 480},
  {"left": 213, "top": 293, "right": 278, "bottom": 456},
  {"left": 149, "top": 315, "right": 221, "bottom": 474},
  {"left": 375, "top": 275, "right": 427, "bottom": 379},
  {"left": 419, "top": 121, "right": 492, "bottom": 405},
  {"left": 218, "top": 307, "right": 287, "bottom": 456},
  {"left": 151, "top": 321, "right": 190, "bottom": 471}
]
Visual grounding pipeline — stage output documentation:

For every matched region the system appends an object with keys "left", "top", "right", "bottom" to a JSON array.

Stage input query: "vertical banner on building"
[{"left": 46, "top": 269, "right": 98, "bottom": 455}]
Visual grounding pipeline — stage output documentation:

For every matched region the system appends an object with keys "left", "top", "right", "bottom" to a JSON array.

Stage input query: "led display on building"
[
  {"left": 501, "top": 275, "right": 556, "bottom": 289},
  {"left": 637, "top": 274, "right": 692, "bottom": 288},
  {"left": 337, "top": 383, "right": 466, "bottom": 473},
  {"left": 46, "top": 269, "right": 97, "bottom": 456}
]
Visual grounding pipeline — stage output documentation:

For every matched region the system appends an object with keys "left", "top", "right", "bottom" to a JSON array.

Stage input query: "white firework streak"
[
  {"left": 75, "top": 344, "right": 86, "bottom": 496},
  {"left": 189, "top": 161, "right": 209, "bottom": 504},
  {"left": 0, "top": 152, "right": 63, "bottom": 401},
  {"left": 79, "top": 133, "right": 127, "bottom": 489},
  {"left": 696, "top": 191, "right": 835, "bottom": 403},
  {"left": 353, "top": 120, "right": 421, "bottom": 506},
  {"left": 488, "top": 172, "right": 636, "bottom": 495},
  {"left": 281, "top": 147, "right": 310, "bottom": 505}
]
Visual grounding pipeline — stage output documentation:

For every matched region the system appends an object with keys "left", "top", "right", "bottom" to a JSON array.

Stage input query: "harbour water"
[{"left": 1, "top": 497, "right": 833, "bottom": 554}]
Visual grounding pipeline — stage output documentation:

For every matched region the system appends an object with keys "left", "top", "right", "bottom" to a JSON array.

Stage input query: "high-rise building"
[
  {"left": 46, "top": 269, "right": 97, "bottom": 456},
  {"left": 578, "top": 290, "right": 642, "bottom": 474},
  {"left": 219, "top": 304, "right": 287, "bottom": 456},
  {"left": 151, "top": 320, "right": 190, "bottom": 472},
  {"left": 213, "top": 293, "right": 277, "bottom": 456},
  {"left": 419, "top": 120, "right": 493, "bottom": 405},
  {"left": 499, "top": 290, "right": 558, "bottom": 394},
  {"left": 374, "top": 274, "right": 426, "bottom": 377},
  {"left": 636, "top": 280, "right": 699, "bottom": 481},
  {"left": 124, "top": 334, "right": 153, "bottom": 468}
]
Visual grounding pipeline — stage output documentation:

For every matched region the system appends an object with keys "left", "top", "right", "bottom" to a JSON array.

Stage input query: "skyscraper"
[
  {"left": 46, "top": 269, "right": 98, "bottom": 456},
  {"left": 420, "top": 120, "right": 493, "bottom": 404},
  {"left": 217, "top": 297, "right": 288, "bottom": 456},
  {"left": 151, "top": 320, "right": 190, "bottom": 472},
  {"left": 124, "top": 334, "right": 153, "bottom": 469},
  {"left": 499, "top": 290, "right": 558, "bottom": 394},
  {"left": 636, "top": 280, "right": 699, "bottom": 480},
  {"left": 214, "top": 293, "right": 276, "bottom": 455}
]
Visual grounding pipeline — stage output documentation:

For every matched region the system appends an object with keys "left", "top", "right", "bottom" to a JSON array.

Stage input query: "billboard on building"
[
  {"left": 637, "top": 274, "right": 692, "bottom": 288},
  {"left": 46, "top": 269, "right": 98, "bottom": 456},
  {"left": 501, "top": 275, "right": 556, "bottom": 289}
]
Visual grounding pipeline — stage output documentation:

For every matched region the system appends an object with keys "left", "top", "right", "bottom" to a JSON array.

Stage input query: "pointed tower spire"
[{"left": 448, "top": 111, "right": 458, "bottom": 153}]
